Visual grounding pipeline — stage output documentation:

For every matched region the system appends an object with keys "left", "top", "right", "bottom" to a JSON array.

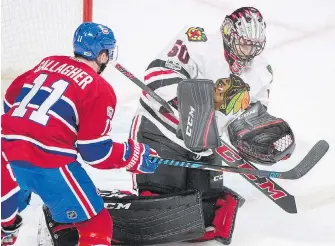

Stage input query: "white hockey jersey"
[{"left": 133, "top": 26, "right": 273, "bottom": 156}]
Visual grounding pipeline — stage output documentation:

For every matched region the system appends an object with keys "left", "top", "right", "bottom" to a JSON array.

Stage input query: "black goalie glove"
[{"left": 228, "top": 102, "right": 295, "bottom": 165}]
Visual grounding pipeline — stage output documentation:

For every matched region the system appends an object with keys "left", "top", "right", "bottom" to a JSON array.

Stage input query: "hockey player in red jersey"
[{"left": 1, "top": 22, "right": 158, "bottom": 246}]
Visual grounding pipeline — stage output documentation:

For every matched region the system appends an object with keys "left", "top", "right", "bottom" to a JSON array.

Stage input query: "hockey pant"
[{"left": 9, "top": 160, "right": 112, "bottom": 245}]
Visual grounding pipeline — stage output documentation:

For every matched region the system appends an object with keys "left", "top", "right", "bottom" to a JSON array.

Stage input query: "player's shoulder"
[
  {"left": 92, "top": 74, "right": 117, "bottom": 99},
  {"left": 251, "top": 55, "right": 273, "bottom": 85},
  {"left": 154, "top": 26, "right": 213, "bottom": 75},
  {"left": 182, "top": 26, "right": 209, "bottom": 43},
  {"left": 164, "top": 26, "right": 210, "bottom": 48},
  {"left": 37, "top": 55, "right": 76, "bottom": 65}
]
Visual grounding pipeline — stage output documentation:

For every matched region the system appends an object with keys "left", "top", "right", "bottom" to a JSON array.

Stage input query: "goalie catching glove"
[{"left": 228, "top": 102, "right": 295, "bottom": 165}]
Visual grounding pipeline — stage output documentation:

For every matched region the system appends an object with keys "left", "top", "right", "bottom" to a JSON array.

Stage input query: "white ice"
[{"left": 5, "top": 0, "right": 335, "bottom": 245}]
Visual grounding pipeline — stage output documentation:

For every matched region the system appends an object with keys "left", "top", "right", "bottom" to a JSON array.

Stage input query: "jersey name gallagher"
[{"left": 34, "top": 58, "right": 93, "bottom": 90}]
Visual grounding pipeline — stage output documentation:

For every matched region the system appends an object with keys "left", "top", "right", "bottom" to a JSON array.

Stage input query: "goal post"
[
  {"left": 83, "top": 0, "right": 93, "bottom": 22},
  {"left": 1, "top": 0, "right": 93, "bottom": 80}
]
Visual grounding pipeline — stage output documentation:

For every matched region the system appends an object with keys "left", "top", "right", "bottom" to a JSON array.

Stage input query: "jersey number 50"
[
  {"left": 167, "top": 40, "right": 190, "bottom": 64},
  {"left": 11, "top": 74, "right": 69, "bottom": 126}
]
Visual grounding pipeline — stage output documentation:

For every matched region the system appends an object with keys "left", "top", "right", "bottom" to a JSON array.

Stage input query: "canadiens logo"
[
  {"left": 185, "top": 27, "right": 207, "bottom": 42},
  {"left": 214, "top": 74, "right": 250, "bottom": 115},
  {"left": 102, "top": 28, "right": 109, "bottom": 34}
]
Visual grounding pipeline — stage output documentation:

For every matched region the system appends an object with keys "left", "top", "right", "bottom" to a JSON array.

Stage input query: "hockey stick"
[
  {"left": 113, "top": 62, "right": 175, "bottom": 114},
  {"left": 215, "top": 139, "right": 328, "bottom": 213},
  {"left": 217, "top": 140, "right": 298, "bottom": 213},
  {"left": 150, "top": 140, "right": 328, "bottom": 180}
]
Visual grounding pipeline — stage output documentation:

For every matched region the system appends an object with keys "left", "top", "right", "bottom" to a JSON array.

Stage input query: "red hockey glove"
[
  {"left": 1, "top": 214, "right": 22, "bottom": 246},
  {"left": 123, "top": 139, "right": 158, "bottom": 174}
]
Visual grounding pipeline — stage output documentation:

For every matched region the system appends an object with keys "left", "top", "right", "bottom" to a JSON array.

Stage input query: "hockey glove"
[
  {"left": 228, "top": 101, "right": 295, "bottom": 165},
  {"left": 1, "top": 214, "right": 22, "bottom": 246},
  {"left": 123, "top": 139, "right": 158, "bottom": 174}
]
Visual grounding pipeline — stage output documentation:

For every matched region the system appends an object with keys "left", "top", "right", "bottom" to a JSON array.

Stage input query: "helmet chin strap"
[{"left": 95, "top": 58, "right": 109, "bottom": 74}]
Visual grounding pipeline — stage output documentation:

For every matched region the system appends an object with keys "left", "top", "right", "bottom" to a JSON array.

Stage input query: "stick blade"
[
  {"left": 273, "top": 193, "right": 297, "bottom": 214},
  {"left": 286, "top": 140, "right": 329, "bottom": 179}
]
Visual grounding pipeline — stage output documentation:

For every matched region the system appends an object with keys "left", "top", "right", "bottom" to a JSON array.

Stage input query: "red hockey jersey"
[{"left": 2, "top": 56, "right": 126, "bottom": 169}]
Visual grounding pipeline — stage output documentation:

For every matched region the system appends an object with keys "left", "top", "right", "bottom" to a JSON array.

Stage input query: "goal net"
[{"left": 1, "top": 0, "right": 92, "bottom": 80}]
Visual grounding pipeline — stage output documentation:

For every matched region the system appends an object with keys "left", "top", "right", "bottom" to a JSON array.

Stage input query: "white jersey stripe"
[
  {"left": 1, "top": 209, "right": 18, "bottom": 223},
  {"left": 64, "top": 165, "right": 97, "bottom": 216},
  {"left": 76, "top": 136, "right": 111, "bottom": 144},
  {"left": 1, "top": 186, "right": 20, "bottom": 202},
  {"left": 59, "top": 167, "right": 90, "bottom": 218},
  {"left": 2, "top": 134, "right": 77, "bottom": 155}
]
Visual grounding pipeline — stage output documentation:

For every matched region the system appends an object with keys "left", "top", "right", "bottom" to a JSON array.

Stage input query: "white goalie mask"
[{"left": 221, "top": 7, "right": 266, "bottom": 63}]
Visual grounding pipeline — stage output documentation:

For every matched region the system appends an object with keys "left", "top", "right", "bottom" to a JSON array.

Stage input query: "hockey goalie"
[{"left": 37, "top": 6, "right": 295, "bottom": 246}]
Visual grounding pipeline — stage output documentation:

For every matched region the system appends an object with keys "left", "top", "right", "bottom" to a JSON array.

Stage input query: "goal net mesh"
[{"left": 1, "top": 0, "right": 85, "bottom": 79}]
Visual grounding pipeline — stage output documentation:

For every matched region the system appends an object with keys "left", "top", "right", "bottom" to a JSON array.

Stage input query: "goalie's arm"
[
  {"left": 250, "top": 62, "right": 274, "bottom": 107},
  {"left": 142, "top": 29, "right": 202, "bottom": 110}
]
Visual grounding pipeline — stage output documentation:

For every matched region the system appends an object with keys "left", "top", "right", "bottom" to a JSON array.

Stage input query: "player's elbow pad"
[{"left": 77, "top": 138, "right": 125, "bottom": 169}]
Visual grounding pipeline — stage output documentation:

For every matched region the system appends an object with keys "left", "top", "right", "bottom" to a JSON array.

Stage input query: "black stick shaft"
[
  {"left": 113, "top": 62, "right": 175, "bottom": 114},
  {"left": 149, "top": 139, "right": 328, "bottom": 180}
]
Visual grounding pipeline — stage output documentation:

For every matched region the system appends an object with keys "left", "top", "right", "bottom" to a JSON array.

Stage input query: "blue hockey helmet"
[{"left": 73, "top": 22, "right": 116, "bottom": 61}]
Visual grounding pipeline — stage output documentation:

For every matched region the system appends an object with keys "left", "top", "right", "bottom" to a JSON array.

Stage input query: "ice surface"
[{"left": 3, "top": 0, "right": 335, "bottom": 245}]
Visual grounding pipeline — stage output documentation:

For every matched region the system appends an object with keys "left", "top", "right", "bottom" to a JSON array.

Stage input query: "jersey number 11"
[{"left": 11, "top": 74, "right": 69, "bottom": 126}]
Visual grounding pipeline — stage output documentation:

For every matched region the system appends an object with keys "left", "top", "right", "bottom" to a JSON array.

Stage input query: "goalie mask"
[{"left": 221, "top": 7, "right": 266, "bottom": 73}]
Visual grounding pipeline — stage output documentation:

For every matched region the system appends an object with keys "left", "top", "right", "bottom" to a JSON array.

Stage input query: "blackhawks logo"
[
  {"left": 214, "top": 75, "right": 250, "bottom": 115},
  {"left": 185, "top": 27, "right": 207, "bottom": 42}
]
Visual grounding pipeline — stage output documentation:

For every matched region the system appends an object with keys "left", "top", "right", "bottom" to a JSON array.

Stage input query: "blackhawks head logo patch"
[
  {"left": 185, "top": 27, "right": 207, "bottom": 42},
  {"left": 214, "top": 74, "right": 250, "bottom": 115}
]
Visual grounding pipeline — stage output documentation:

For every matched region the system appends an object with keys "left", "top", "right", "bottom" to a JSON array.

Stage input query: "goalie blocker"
[
  {"left": 176, "top": 79, "right": 221, "bottom": 151},
  {"left": 37, "top": 188, "right": 242, "bottom": 245}
]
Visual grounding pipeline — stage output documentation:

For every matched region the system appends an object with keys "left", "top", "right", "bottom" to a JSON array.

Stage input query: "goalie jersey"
[{"left": 133, "top": 26, "right": 273, "bottom": 155}]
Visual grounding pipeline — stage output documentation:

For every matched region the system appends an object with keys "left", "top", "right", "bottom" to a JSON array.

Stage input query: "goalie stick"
[
  {"left": 113, "top": 62, "right": 329, "bottom": 213},
  {"left": 150, "top": 140, "right": 328, "bottom": 180},
  {"left": 150, "top": 140, "right": 328, "bottom": 214}
]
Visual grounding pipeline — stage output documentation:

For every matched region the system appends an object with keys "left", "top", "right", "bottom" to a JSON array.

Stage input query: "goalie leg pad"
[
  {"left": 102, "top": 189, "right": 205, "bottom": 245},
  {"left": 188, "top": 186, "right": 243, "bottom": 245},
  {"left": 38, "top": 190, "right": 205, "bottom": 246}
]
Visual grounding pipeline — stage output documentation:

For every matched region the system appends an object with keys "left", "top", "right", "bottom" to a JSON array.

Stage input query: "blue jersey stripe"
[
  {"left": 15, "top": 87, "right": 77, "bottom": 131},
  {"left": 1, "top": 192, "right": 19, "bottom": 220},
  {"left": 3, "top": 101, "right": 11, "bottom": 113},
  {"left": 77, "top": 139, "right": 113, "bottom": 163}
]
